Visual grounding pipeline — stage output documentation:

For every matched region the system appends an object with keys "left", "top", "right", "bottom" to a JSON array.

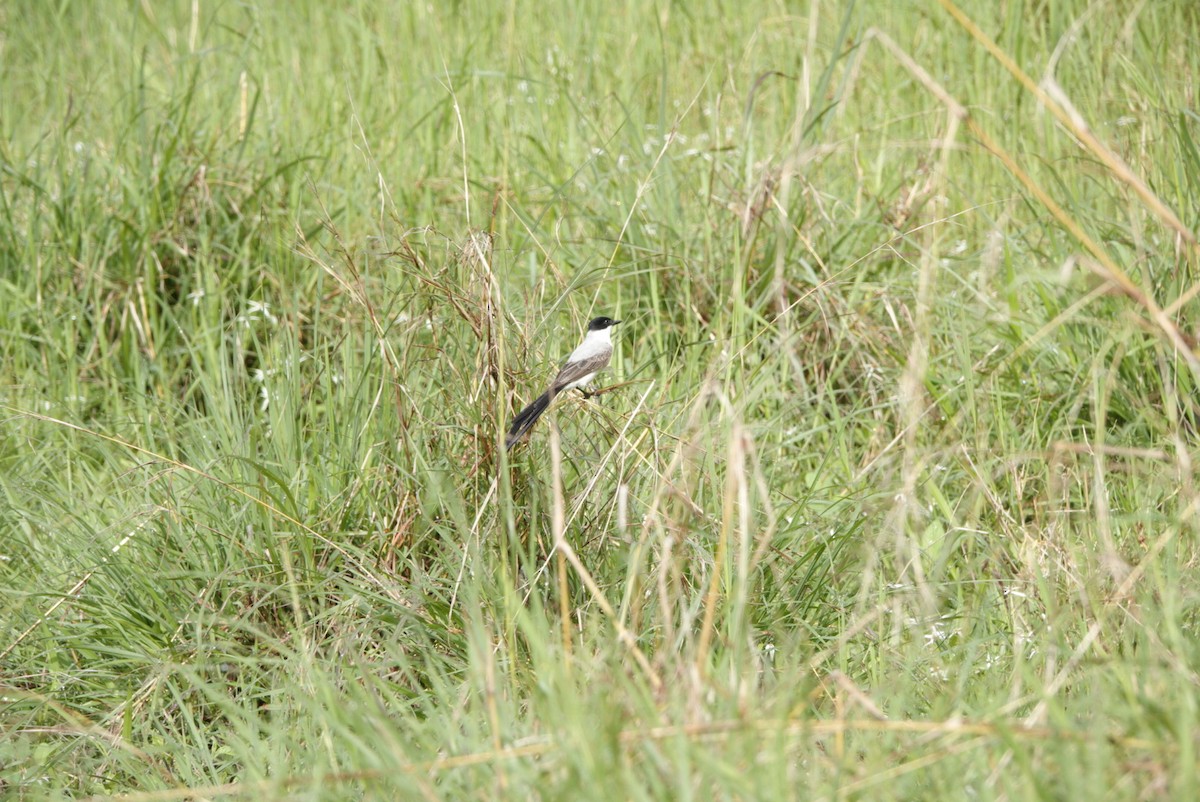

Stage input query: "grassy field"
[{"left": 3, "top": 0, "right": 1200, "bottom": 798}]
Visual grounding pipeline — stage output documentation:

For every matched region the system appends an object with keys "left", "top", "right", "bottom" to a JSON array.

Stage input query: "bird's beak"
[{"left": 613, "top": 320, "right": 623, "bottom": 325}]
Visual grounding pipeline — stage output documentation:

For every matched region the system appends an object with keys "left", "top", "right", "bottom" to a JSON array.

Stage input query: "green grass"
[{"left": 3, "top": 0, "right": 1200, "bottom": 798}]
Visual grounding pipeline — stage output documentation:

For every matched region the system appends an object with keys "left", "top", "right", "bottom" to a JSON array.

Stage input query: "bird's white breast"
[{"left": 568, "top": 327, "right": 612, "bottom": 362}]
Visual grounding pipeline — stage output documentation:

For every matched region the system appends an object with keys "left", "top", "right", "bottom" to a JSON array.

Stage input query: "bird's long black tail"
[{"left": 505, "top": 391, "right": 551, "bottom": 449}]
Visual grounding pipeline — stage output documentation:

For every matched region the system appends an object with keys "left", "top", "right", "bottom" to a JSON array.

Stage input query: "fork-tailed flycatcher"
[{"left": 505, "top": 316, "right": 621, "bottom": 449}]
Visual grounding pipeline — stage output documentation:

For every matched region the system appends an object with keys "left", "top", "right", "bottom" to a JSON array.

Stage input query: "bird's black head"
[{"left": 587, "top": 316, "right": 621, "bottom": 331}]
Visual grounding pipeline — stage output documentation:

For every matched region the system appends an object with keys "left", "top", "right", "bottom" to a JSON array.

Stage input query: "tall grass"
[{"left": 3, "top": 0, "right": 1199, "bottom": 798}]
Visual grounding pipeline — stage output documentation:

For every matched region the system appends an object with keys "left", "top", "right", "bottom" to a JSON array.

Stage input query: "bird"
[{"left": 505, "top": 316, "right": 621, "bottom": 449}]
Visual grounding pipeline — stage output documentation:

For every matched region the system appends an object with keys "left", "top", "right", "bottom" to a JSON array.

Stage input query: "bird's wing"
[{"left": 550, "top": 349, "right": 611, "bottom": 392}]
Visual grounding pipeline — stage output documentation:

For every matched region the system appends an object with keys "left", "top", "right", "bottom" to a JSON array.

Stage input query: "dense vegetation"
[{"left": 3, "top": 1, "right": 1200, "bottom": 798}]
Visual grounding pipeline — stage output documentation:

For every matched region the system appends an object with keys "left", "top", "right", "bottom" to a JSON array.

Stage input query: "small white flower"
[{"left": 246, "top": 300, "right": 278, "bottom": 325}]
